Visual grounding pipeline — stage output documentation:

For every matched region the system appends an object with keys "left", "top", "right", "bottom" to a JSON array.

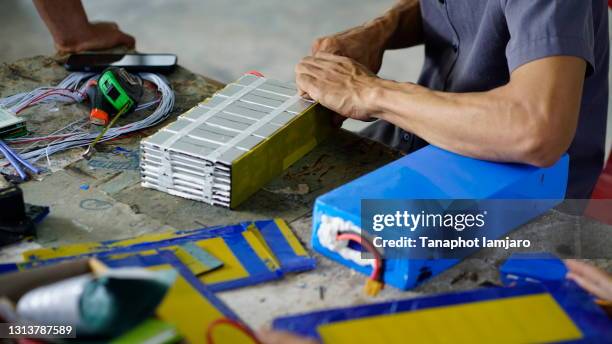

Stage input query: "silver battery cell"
[{"left": 140, "top": 73, "right": 315, "bottom": 208}]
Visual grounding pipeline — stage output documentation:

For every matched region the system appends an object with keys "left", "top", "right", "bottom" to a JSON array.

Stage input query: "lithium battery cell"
[{"left": 140, "top": 74, "right": 334, "bottom": 208}]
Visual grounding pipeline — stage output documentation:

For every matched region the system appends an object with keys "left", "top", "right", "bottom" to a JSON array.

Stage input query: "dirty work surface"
[{"left": 1, "top": 56, "right": 610, "bottom": 328}]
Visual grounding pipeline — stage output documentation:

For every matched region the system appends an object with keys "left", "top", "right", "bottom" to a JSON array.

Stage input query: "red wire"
[
  {"left": 336, "top": 233, "right": 382, "bottom": 280},
  {"left": 17, "top": 86, "right": 86, "bottom": 113},
  {"left": 206, "top": 318, "right": 261, "bottom": 344},
  {"left": 17, "top": 89, "right": 81, "bottom": 113}
]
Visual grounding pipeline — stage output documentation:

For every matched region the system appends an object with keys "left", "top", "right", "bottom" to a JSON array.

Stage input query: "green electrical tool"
[
  {"left": 84, "top": 67, "right": 144, "bottom": 159},
  {"left": 89, "top": 67, "right": 143, "bottom": 126}
]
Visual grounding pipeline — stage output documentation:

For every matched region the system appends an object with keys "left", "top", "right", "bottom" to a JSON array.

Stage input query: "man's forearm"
[
  {"left": 368, "top": 81, "right": 541, "bottom": 163},
  {"left": 350, "top": 0, "right": 423, "bottom": 51},
  {"left": 383, "top": 0, "right": 423, "bottom": 49},
  {"left": 365, "top": 57, "right": 584, "bottom": 167},
  {"left": 33, "top": 0, "right": 90, "bottom": 47}
]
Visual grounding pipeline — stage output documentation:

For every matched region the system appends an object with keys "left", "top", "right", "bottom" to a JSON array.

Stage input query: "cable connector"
[{"left": 364, "top": 279, "right": 384, "bottom": 296}]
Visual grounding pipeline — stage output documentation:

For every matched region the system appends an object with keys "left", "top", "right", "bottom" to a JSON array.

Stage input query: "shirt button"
[
  {"left": 438, "top": 0, "right": 445, "bottom": 3},
  {"left": 402, "top": 133, "right": 411, "bottom": 141},
  {"left": 452, "top": 43, "right": 458, "bottom": 52}
]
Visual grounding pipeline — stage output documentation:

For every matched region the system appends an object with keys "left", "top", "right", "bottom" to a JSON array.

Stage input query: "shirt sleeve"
[{"left": 501, "top": 0, "right": 595, "bottom": 74}]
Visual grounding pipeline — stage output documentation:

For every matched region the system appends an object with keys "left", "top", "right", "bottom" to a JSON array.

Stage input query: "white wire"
[
  {"left": 0, "top": 72, "right": 174, "bottom": 167},
  {"left": 0, "top": 73, "right": 94, "bottom": 113}
]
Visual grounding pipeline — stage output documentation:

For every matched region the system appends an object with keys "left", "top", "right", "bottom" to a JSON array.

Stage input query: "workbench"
[{"left": 1, "top": 55, "right": 610, "bottom": 329}]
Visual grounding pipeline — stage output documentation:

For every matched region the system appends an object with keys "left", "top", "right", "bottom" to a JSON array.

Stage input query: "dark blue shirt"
[{"left": 364, "top": 0, "right": 609, "bottom": 198}]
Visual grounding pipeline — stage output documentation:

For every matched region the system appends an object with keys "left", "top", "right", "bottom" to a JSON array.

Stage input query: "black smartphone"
[{"left": 64, "top": 53, "right": 177, "bottom": 73}]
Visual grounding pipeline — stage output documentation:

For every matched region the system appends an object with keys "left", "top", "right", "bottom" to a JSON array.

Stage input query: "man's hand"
[
  {"left": 56, "top": 22, "right": 135, "bottom": 54},
  {"left": 566, "top": 260, "right": 612, "bottom": 301},
  {"left": 296, "top": 52, "right": 379, "bottom": 122},
  {"left": 311, "top": 27, "right": 385, "bottom": 74}
]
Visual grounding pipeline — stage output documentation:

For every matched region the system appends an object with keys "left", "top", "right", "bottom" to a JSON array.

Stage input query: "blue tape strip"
[
  {"left": 273, "top": 281, "right": 612, "bottom": 341},
  {"left": 0, "top": 263, "right": 18, "bottom": 274},
  {"left": 253, "top": 220, "right": 316, "bottom": 273},
  {"left": 14, "top": 221, "right": 307, "bottom": 291},
  {"left": 500, "top": 252, "right": 568, "bottom": 286},
  {"left": 18, "top": 224, "right": 283, "bottom": 291},
  {"left": 23, "top": 224, "right": 249, "bottom": 268},
  {"left": 220, "top": 228, "right": 282, "bottom": 287}
]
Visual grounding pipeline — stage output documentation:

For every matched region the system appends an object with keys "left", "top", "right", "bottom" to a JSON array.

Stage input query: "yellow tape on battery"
[
  {"left": 317, "top": 293, "right": 582, "bottom": 344},
  {"left": 230, "top": 103, "right": 334, "bottom": 208}
]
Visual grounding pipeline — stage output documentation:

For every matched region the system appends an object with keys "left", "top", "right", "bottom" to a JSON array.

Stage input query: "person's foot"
[{"left": 56, "top": 21, "right": 135, "bottom": 54}]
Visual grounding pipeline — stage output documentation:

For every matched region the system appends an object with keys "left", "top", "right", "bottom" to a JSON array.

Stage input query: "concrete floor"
[{"left": 0, "top": 0, "right": 610, "bottom": 158}]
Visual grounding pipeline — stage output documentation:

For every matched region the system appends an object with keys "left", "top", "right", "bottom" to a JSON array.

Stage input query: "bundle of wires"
[
  {"left": 0, "top": 72, "right": 174, "bottom": 169},
  {"left": 336, "top": 232, "right": 384, "bottom": 296}
]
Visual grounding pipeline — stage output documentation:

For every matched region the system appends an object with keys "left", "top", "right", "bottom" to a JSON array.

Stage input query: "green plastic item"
[
  {"left": 98, "top": 70, "right": 135, "bottom": 112},
  {"left": 78, "top": 268, "right": 177, "bottom": 337}
]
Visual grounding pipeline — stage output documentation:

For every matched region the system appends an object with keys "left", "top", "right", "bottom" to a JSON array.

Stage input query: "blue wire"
[
  {"left": 0, "top": 140, "right": 40, "bottom": 174},
  {"left": 0, "top": 143, "right": 27, "bottom": 180}
]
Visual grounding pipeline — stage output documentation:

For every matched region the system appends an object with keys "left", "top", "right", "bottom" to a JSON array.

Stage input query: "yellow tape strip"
[
  {"left": 165, "top": 246, "right": 211, "bottom": 276},
  {"left": 151, "top": 265, "right": 248, "bottom": 344},
  {"left": 230, "top": 103, "right": 334, "bottom": 208},
  {"left": 242, "top": 224, "right": 281, "bottom": 272},
  {"left": 274, "top": 218, "right": 308, "bottom": 256},
  {"left": 23, "top": 231, "right": 182, "bottom": 261},
  {"left": 318, "top": 293, "right": 582, "bottom": 344},
  {"left": 196, "top": 237, "right": 250, "bottom": 285}
]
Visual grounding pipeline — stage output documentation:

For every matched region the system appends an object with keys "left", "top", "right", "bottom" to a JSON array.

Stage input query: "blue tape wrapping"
[
  {"left": 312, "top": 145, "right": 569, "bottom": 290},
  {"left": 205, "top": 227, "right": 282, "bottom": 292},
  {"left": 272, "top": 280, "right": 612, "bottom": 342},
  {"left": 499, "top": 252, "right": 568, "bottom": 286},
  {"left": 252, "top": 220, "right": 316, "bottom": 273},
  {"left": 0, "top": 263, "right": 18, "bottom": 274}
]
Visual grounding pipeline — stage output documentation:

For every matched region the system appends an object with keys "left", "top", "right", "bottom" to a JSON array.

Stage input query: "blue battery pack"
[{"left": 312, "top": 145, "right": 569, "bottom": 290}]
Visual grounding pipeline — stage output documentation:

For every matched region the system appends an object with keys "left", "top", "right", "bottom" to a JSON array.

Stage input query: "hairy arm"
[
  {"left": 296, "top": 54, "right": 586, "bottom": 167},
  {"left": 311, "top": 0, "right": 422, "bottom": 73},
  {"left": 33, "top": 0, "right": 90, "bottom": 48},
  {"left": 382, "top": 0, "right": 423, "bottom": 50},
  {"left": 33, "top": 0, "right": 135, "bottom": 53}
]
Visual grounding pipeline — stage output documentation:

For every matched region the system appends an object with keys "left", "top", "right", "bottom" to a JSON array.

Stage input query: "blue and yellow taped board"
[
  {"left": 9, "top": 219, "right": 313, "bottom": 291},
  {"left": 273, "top": 281, "right": 612, "bottom": 343},
  {"left": 312, "top": 145, "right": 569, "bottom": 290}
]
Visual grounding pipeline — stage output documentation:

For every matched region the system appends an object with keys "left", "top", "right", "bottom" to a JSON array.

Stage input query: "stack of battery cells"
[{"left": 140, "top": 73, "right": 333, "bottom": 208}]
